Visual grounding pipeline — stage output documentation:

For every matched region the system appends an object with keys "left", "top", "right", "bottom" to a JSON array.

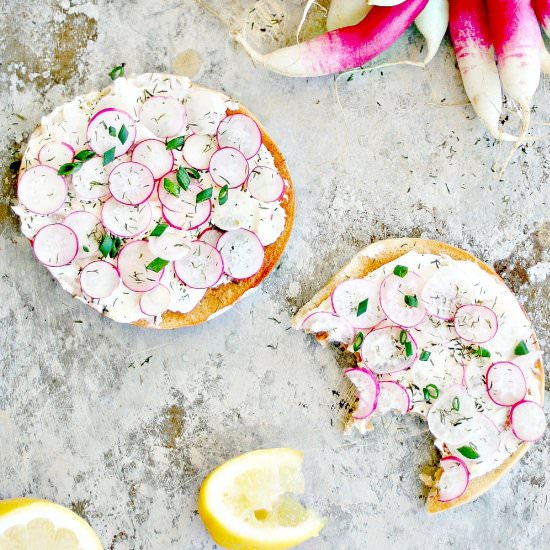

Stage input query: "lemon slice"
[
  {"left": 0, "top": 498, "right": 102, "bottom": 550},
  {"left": 198, "top": 448, "right": 325, "bottom": 550}
]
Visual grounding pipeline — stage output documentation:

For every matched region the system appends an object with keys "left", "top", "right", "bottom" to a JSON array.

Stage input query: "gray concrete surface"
[{"left": 1, "top": 1, "right": 549, "bottom": 548}]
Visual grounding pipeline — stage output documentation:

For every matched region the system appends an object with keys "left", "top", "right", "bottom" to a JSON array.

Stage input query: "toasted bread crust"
[{"left": 293, "top": 238, "right": 544, "bottom": 512}]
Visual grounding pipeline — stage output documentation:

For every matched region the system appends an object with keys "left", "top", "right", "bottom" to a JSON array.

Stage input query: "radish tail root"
[{"left": 497, "top": 103, "right": 531, "bottom": 179}]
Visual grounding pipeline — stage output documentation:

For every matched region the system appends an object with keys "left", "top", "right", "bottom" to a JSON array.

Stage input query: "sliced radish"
[
  {"left": 510, "top": 400, "right": 546, "bottom": 442},
  {"left": 138, "top": 96, "right": 186, "bottom": 138},
  {"left": 449, "top": 413, "right": 500, "bottom": 461},
  {"left": 182, "top": 133, "right": 217, "bottom": 169},
  {"left": 148, "top": 227, "right": 193, "bottom": 261},
  {"left": 208, "top": 147, "right": 249, "bottom": 188},
  {"left": 71, "top": 156, "right": 110, "bottom": 200},
  {"left": 377, "top": 380, "right": 411, "bottom": 413},
  {"left": 87, "top": 108, "right": 136, "bottom": 156},
  {"left": 38, "top": 141, "right": 74, "bottom": 169},
  {"left": 210, "top": 189, "right": 256, "bottom": 231},
  {"left": 216, "top": 114, "right": 262, "bottom": 159},
  {"left": 185, "top": 88, "right": 227, "bottom": 135},
  {"left": 108, "top": 161, "right": 155, "bottom": 205},
  {"left": 454, "top": 304, "right": 498, "bottom": 343},
  {"left": 217, "top": 228, "right": 264, "bottom": 279},
  {"left": 63, "top": 210, "right": 103, "bottom": 259},
  {"left": 300, "top": 311, "right": 355, "bottom": 345},
  {"left": 438, "top": 456, "right": 470, "bottom": 502},
  {"left": 18, "top": 165, "right": 67, "bottom": 215},
  {"left": 331, "top": 279, "right": 385, "bottom": 329},
  {"left": 80, "top": 260, "right": 120, "bottom": 299},
  {"left": 486, "top": 361, "right": 526, "bottom": 406},
  {"left": 117, "top": 240, "right": 165, "bottom": 292},
  {"left": 198, "top": 227, "right": 224, "bottom": 247},
  {"left": 159, "top": 180, "right": 212, "bottom": 231},
  {"left": 139, "top": 284, "right": 171, "bottom": 316},
  {"left": 32, "top": 223, "right": 78, "bottom": 267},
  {"left": 345, "top": 367, "right": 380, "bottom": 419},
  {"left": 131, "top": 139, "right": 174, "bottom": 179},
  {"left": 360, "top": 326, "right": 417, "bottom": 374},
  {"left": 174, "top": 240, "right": 224, "bottom": 289},
  {"left": 380, "top": 271, "right": 426, "bottom": 328},
  {"left": 101, "top": 197, "right": 152, "bottom": 238},
  {"left": 247, "top": 166, "right": 285, "bottom": 203}
]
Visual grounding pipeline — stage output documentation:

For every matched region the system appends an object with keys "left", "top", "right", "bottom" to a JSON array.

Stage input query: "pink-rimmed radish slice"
[
  {"left": 360, "top": 326, "right": 417, "bottom": 374},
  {"left": 108, "top": 161, "right": 155, "bottom": 205},
  {"left": 377, "top": 380, "right": 411, "bottom": 413},
  {"left": 131, "top": 139, "right": 174, "bottom": 180},
  {"left": 139, "top": 284, "right": 171, "bottom": 316},
  {"left": 198, "top": 227, "right": 224, "bottom": 247},
  {"left": 138, "top": 96, "right": 186, "bottom": 138},
  {"left": 380, "top": 271, "right": 426, "bottom": 328},
  {"left": 80, "top": 260, "right": 120, "bottom": 299},
  {"left": 216, "top": 114, "right": 262, "bottom": 159},
  {"left": 345, "top": 367, "right": 380, "bottom": 419},
  {"left": 208, "top": 147, "right": 249, "bottom": 188},
  {"left": 510, "top": 400, "right": 546, "bottom": 442},
  {"left": 454, "top": 304, "right": 498, "bottom": 343},
  {"left": 217, "top": 228, "right": 264, "bottom": 279},
  {"left": 182, "top": 133, "right": 217, "bottom": 170},
  {"left": 331, "top": 279, "right": 385, "bottom": 329},
  {"left": 87, "top": 108, "right": 136, "bottom": 156},
  {"left": 18, "top": 165, "right": 67, "bottom": 215},
  {"left": 102, "top": 197, "right": 152, "bottom": 238},
  {"left": 63, "top": 210, "right": 103, "bottom": 259},
  {"left": 148, "top": 226, "right": 193, "bottom": 261},
  {"left": 300, "top": 311, "right": 355, "bottom": 345},
  {"left": 160, "top": 180, "right": 212, "bottom": 230},
  {"left": 32, "top": 223, "right": 78, "bottom": 267},
  {"left": 38, "top": 141, "right": 75, "bottom": 169},
  {"left": 117, "top": 240, "right": 165, "bottom": 292},
  {"left": 247, "top": 166, "right": 285, "bottom": 203},
  {"left": 448, "top": 413, "right": 500, "bottom": 461},
  {"left": 71, "top": 156, "right": 110, "bottom": 200},
  {"left": 486, "top": 361, "right": 526, "bottom": 406},
  {"left": 174, "top": 240, "right": 224, "bottom": 289},
  {"left": 437, "top": 456, "right": 470, "bottom": 502}
]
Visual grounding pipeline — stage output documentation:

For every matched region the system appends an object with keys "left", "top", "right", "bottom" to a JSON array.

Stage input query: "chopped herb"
[
  {"left": 109, "top": 237, "right": 123, "bottom": 258},
  {"left": 457, "top": 445, "right": 480, "bottom": 460},
  {"left": 514, "top": 340, "right": 529, "bottom": 356},
  {"left": 405, "top": 340, "right": 413, "bottom": 357},
  {"left": 196, "top": 187, "right": 213, "bottom": 203},
  {"left": 99, "top": 234, "right": 114, "bottom": 258},
  {"left": 185, "top": 167, "right": 201, "bottom": 179},
  {"left": 353, "top": 331, "right": 364, "bottom": 352},
  {"left": 423, "top": 384, "right": 439, "bottom": 401},
  {"left": 146, "top": 257, "right": 170, "bottom": 273},
  {"left": 419, "top": 350, "right": 431, "bottom": 361},
  {"left": 108, "top": 126, "right": 117, "bottom": 137},
  {"left": 82, "top": 245, "right": 90, "bottom": 253},
  {"left": 166, "top": 135, "right": 185, "bottom": 150},
  {"left": 393, "top": 265, "right": 408, "bottom": 278},
  {"left": 399, "top": 329, "right": 408, "bottom": 345},
  {"left": 218, "top": 184, "right": 229, "bottom": 205},
  {"left": 176, "top": 165, "right": 190, "bottom": 191},
  {"left": 74, "top": 149, "right": 96, "bottom": 162},
  {"left": 58, "top": 162, "right": 82, "bottom": 176},
  {"left": 118, "top": 124, "right": 128, "bottom": 144},
  {"left": 164, "top": 177, "right": 180, "bottom": 197},
  {"left": 150, "top": 223, "right": 168, "bottom": 237},
  {"left": 452, "top": 396, "right": 460, "bottom": 411},
  {"left": 357, "top": 298, "right": 369, "bottom": 317},
  {"left": 404, "top": 294, "right": 418, "bottom": 307},
  {"left": 474, "top": 346, "right": 491, "bottom": 358},
  {"left": 108, "top": 64, "right": 125, "bottom": 80},
  {"left": 103, "top": 147, "right": 116, "bottom": 166}
]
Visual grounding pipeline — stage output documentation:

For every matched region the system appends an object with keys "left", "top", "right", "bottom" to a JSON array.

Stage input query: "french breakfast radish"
[
  {"left": 326, "top": 0, "right": 370, "bottom": 32},
  {"left": 414, "top": 0, "right": 449, "bottom": 64}
]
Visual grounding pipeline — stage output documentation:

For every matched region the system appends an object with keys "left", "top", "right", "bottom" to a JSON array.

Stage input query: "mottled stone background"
[{"left": 1, "top": 1, "right": 549, "bottom": 548}]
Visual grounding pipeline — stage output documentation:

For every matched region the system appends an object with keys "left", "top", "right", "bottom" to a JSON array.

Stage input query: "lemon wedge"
[
  {"left": 198, "top": 448, "right": 325, "bottom": 550},
  {"left": 0, "top": 498, "right": 102, "bottom": 550}
]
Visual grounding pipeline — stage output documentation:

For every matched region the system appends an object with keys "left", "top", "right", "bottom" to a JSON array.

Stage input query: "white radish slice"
[
  {"left": 208, "top": 147, "right": 249, "bottom": 188},
  {"left": 38, "top": 141, "right": 74, "bottom": 169},
  {"left": 32, "top": 223, "right": 78, "bottom": 267},
  {"left": 18, "top": 165, "right": 67, "bottom": 215},
  {"left": 454, "top": 304, "right": 498, "bottom": 343},
  {"left": 331, "top": 279, "right": 385, "bottom": 329},
  {"left": 247, "top": 166, "right": 285, "bottom": 203},
  {"left": 139, "top": 284, "right": 171, "bottom": 316},
  {"left": 117, "top": 240, "right": 165, "bottom": 292},
  {"left": 217, "top": 228, "right": 264, "bottom": 279},
  {"left": 437, "top": 456, "right": 470, "bottom": 502},
  {"left": 86, "top": 108, "right": 136, "bottom": 156},
  {"left": 300, "top": 311, "right": 355, "bottom": 345},
  {"left": 160, "top": 180, "right": 212, "bottom": 231},
  {"left": 63, "top": 210, "right": 103, "bottom": 259},
  {"left": 486, "top": 361, "right": 526, "bottom": 406},
  {"left": 216, "top": 114, "right": 262, "bottom": 159},
  {"left": 138, "top": 96, "right": 186, "bottom": 138},
  {"left": 185, "top": 88, "right": 227, "bottom": 135},
  {"left": 80, "top": 260, "right": 120, "bottom": 299},
  {"left": 71, "top": 156, "right": 110, "bottom": 200},
  {"left": 345, "top": 367, "right": 380, "bottom": 419},
  {"left": 198, "top": 227, "right": 224, "bottom": 247},
  {"left": 108, "top": 161, "right": 155, "bottom": 205},
  {"left": 131, "top": 139, "right": 174, "bottom": 179},
  {"left": 182, "top": 133, "right": 217, "bottom": 169},
  {"left": 510, "top": 400, "right": 546, "bottom": 442},
  {"left": 448, "top": 413, "right": 500, "bottom": 461},
  {"left": 360, "top": 326, "right": 417, "bottom": 374},
  {"left": 377, "top": 380, "right": 411, "bottom": 413},
  {"left": 210, "top": 189, "right": 256, "bottom": 231},
  {"left": 148, "top": 227, "right": 193, "bottom": 261},
  {"left": 380, "top": 272, "right": 426, "bottom": 328},
  {"left": 174, "top": 240, "right": 224, "bottom": 289},
  {"left": 427, "top": 386, "right": 478, "bottom": 445},
  {"left": 101, "top": 197, "right": 152, "bottom": 238}
]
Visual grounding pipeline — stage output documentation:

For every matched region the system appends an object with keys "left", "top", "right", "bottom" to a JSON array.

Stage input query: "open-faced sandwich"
[
  {"left": 293, "top": 238, "right": 545, "bottom": 512},
  {"left": 14, "top": 72, "right": 294, "bottom": 328}
]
